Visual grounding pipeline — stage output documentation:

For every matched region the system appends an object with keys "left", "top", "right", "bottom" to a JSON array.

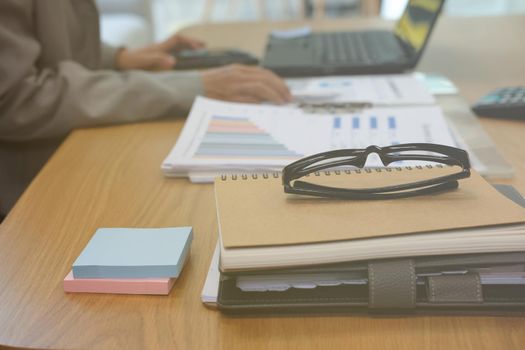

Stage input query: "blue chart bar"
[
  {"left": 352, "top": 117, "right": 360, "bottom": 129},
  {"left": 319, "top": 80, "right": 352, "bottom": 88},
  {"left": 388, "top": 116, "right": 396, "bottom": 129},
  {"left": 369, "top": 116, "right": 378, "bottom": 129},
  {"left": 333, "top": 116, "right": 341, "bottom": 129}
]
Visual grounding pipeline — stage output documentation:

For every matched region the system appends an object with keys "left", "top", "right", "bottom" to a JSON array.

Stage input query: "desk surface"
[{"left": 1, "top": 15, "right": 525, "bottom": 350}]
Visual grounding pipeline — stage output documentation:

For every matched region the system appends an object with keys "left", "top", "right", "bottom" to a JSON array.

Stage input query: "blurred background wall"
[{"left": 96, "top": 0, "right": 525, "bottom": 47}]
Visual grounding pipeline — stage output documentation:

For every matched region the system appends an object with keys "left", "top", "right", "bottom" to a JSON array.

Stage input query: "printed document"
[
  {"left": 162, "top": 96, "right": 459, "bottom": 181},
  {"left": 287, "top": 74, "right": 435, "bottom": 104}
]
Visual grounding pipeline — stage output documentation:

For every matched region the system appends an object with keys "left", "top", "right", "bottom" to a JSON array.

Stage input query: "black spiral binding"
[{"left": 219, "top": 164, "right": 445, "bottom": 181}]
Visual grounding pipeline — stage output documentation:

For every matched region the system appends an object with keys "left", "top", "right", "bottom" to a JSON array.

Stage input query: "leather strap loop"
[
  {"left": 368, "top": 258, "right": 416, "bottom": 309},
  {"left": 427, "top": 273, "right": 483, "bottom": 303}
]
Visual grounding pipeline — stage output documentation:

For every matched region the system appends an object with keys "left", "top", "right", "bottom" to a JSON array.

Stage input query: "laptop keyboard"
[{"left": 314, "top": 32, "right": 406, "bottom": 65}]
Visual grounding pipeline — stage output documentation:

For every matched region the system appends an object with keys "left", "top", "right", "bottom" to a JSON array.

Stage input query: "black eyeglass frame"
[{"left": 282, "top": 143, "right": 471, "bottom": 199}]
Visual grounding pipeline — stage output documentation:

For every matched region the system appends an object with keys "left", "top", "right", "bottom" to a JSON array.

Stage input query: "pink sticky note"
[{"left": 63, "top": 271, "right": 176, "bottom": 295}]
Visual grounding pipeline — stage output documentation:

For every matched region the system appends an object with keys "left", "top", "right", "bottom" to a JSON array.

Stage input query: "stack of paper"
[
  {"left": 201, "top": 243, "right": 221, "bottom": 307},
  {"left": 64, "top": 227, "right": 192, "bottom": 295},
  {"left": 162, "top": 74, "right": 463, "bottom": 182},
  {"left": 235, "top": 266, "right": 525, "bottom": 292}
]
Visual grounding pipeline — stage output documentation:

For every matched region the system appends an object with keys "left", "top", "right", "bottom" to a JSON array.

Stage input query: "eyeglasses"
[{"left": 282, "top": 143, "right": 471, "bottom": 200}]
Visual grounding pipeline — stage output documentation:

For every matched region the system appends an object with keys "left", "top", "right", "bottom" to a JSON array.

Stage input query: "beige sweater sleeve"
[
  {"left": 100, "top": 42, "right": 123, "bottom": 70},
  {"left": 0, "top": 2, "right": 202, "bottom": 142}
]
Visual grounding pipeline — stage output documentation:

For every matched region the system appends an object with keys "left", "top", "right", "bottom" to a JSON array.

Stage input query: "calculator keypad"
[
  {"left": 478, "top": 87, "right": 525, "bottom": 105},
  {"left": 472, "top": 86, "right": 525, "bottom": 120}
]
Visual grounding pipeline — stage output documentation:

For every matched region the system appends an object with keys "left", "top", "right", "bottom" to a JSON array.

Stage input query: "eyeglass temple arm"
[
  {"left": 290, "top": 169, "right": 466, "bottom": 195},
  {"left": 287, "top": 180, "right": 459, "bottom": 200},
  {"left": 285, "top": 153, "right": 468, "bottom": 183}
]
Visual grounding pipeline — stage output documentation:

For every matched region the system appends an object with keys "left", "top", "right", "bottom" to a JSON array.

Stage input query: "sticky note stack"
[{"left": 64, "top": 227, "right": 192, "bottom": 295}]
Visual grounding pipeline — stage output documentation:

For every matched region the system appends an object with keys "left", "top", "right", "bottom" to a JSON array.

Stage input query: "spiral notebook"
[{"left": 214, "top": 166, "right": 525, "bottom": 272}]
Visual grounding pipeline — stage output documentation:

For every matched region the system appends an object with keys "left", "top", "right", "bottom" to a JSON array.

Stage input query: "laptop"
[{"left": 262, "top": 0, "right": 446, "bottom": 77}]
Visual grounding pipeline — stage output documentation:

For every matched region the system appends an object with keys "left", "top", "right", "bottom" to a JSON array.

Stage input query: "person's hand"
[
  {"left": 202, "top": 64, "right": 292, "bottom": 104},
  {"left": 116, "top": 34, "right": 205, "bottom": 71}
]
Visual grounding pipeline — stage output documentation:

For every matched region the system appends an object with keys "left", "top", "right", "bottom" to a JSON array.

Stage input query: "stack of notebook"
[
  {"left": 212, "top": 166, "right": 525, "bottom": 312},
  {"left": 64, "top": 227, "right": 192, "bottom": 295}
]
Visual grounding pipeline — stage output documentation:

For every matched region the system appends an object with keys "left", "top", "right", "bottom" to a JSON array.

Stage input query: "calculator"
[{"left": 471, "top": 86, "right": 525, "bottom": 120}]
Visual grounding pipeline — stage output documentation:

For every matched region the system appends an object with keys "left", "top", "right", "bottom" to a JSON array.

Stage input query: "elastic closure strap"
[
  {"left": 427, "top": 273, "right": 483, "bottom": 303},
  {"left": 368, "top": 258, "right": 416, "bottom": 309}
]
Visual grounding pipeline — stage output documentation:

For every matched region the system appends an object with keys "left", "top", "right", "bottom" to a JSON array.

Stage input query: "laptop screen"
[{"left": 394, "top": 0, "right": 445, "bottom": 54}]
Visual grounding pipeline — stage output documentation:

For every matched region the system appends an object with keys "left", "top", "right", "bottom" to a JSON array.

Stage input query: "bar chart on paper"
[
  {"left": 161, "top": 97, "right": 458, "bottom": 179},
  {"left": 193, "top": 111, "right": 451, "bottom": 160},
  {"left": 329, "top": 114, "right": 401, "bottom": 150},
  {"left": 195, "top": 116, "right": 302, "bottom": 158}
]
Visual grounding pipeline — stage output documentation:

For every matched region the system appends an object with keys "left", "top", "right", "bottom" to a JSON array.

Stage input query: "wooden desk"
[{"left": 1, "top": 15, "right": 524, "bottom": 350}]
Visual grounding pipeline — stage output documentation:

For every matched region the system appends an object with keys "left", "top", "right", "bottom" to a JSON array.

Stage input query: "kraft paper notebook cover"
[{"left": 214, "top": 167, "right": 525, "bottom": 272}]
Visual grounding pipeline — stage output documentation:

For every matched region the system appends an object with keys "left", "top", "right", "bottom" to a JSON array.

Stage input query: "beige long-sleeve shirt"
[{"left": 0, "top": 0, "right": 202, "bottom": 214}]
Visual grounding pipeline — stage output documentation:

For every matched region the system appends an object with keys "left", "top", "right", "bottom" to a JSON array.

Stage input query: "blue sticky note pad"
[{"left": 72, "top": 227, "right": 193, "bottom": 279}]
